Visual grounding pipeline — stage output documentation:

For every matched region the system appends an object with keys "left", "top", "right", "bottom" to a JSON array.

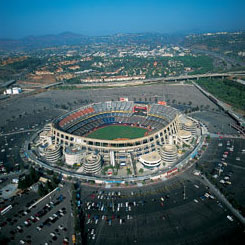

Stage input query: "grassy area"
[
  {"left": 196, "top": 78, "right": 245, "bottom": 111},
  {"left": 86, "top": 125, "right": 148, "bottom": 140}
]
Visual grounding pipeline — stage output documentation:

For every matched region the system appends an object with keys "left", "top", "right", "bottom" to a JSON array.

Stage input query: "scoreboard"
[{"left": 133, "top": 104, "right": 148, "bottom": 116}]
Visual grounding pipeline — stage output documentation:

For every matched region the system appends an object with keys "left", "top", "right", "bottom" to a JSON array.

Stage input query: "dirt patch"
[{"left": 114, "top": 138, "right": 130, "bottom": 141}]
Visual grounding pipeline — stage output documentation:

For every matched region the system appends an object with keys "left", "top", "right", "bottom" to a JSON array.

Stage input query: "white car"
[{"left": 227, "top": 215, "right": 234, "bottom": 222}]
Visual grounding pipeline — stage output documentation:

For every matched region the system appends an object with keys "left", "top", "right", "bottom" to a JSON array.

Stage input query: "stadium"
[{"left": 36, "top": 100, "right": 198, "bottom": 176}]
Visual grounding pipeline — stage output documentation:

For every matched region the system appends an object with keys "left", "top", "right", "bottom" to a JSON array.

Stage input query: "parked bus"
[{"left": 1, "top": 205, "right": 12, "bottom": 215}]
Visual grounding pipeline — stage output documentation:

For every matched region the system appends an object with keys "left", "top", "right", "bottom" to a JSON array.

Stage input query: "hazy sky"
[{"left": 0, "top": 0, "right": 245, "bottom": 38}]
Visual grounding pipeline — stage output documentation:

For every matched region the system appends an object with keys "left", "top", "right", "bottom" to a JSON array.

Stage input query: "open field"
[{"left": 86, "top": 125, "right": 148, "bottom": 140}]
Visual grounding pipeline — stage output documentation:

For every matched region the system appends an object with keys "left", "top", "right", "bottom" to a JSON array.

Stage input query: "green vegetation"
[
  {"left": 183, "top": 32, "right": 245, "bottom": 63},
  {"left": 174, "top": 55, "right": 214, "bottom": 74},
  {"left": 18, "top": 167, "right": 41, "bottom": 190},
  {"left": 197, "top": 78, "right": 245, "bottom": 111},
  {"left": 139, "top": 168, "right": 144, "bottom": 174},
  {"left": 37, "top": 174, "right": 61, "bottom": 197},
  {"left": 127, "top": 168, "right": 132, "bottom": 175},
  {"left": 86, "top": 125, "right": 148, "bottom": 140},
  {"left": 5, "top": 57, "right": 44, "bottom": 71}
]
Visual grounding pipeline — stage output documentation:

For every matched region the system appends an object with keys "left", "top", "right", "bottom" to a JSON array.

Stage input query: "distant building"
[
  {"left": 35, "top": 70, "right": 54, "bottom": 75},
  {"left": 3, "top": 87, "right": 22, "bottom": 95}
]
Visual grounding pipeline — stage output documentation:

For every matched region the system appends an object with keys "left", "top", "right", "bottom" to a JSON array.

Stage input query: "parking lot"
[
  {"left": 191, "top": 111, "right": 238, "bottom": 135},
  {"left": 77, "top": 173, "right": 243, "bottom": 245},
  {"left": 198, "top": 137, "right": 245, "bottom": 208},
  {"left": 0, "top": 184, "right": 74, "bottom": 244}
]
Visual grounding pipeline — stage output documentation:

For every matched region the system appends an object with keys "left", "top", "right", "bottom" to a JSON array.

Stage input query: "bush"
[{"left": 139, "top": 168, "right": 144, "bottom": 174}]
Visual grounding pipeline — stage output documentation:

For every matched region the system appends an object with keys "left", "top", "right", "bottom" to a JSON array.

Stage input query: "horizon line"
[{"left": 1, "top": 29, "right": 244, "bottom": 40}]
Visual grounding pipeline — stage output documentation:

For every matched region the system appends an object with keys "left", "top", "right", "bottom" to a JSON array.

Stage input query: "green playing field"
[{"left": 86, "top": 125, "right": 148, "bottom": 140}]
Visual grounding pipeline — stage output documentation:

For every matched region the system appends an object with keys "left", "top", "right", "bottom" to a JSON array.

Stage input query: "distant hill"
[
  {"left": 0, "top": 32, "right": 183, "bottom": 51},
  {"left": 0, "top": 32, "right": 90, "bottom": 51}
]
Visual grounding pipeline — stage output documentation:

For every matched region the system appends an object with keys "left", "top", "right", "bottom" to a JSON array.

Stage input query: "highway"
[{"left": 63, "top": 71, "right": 245, "bottom": 88}]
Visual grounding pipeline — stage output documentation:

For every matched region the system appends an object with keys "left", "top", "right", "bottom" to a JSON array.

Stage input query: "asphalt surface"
[
  {"left": 191, "top": 111, "right": 238, "bottom": 135},
  {"left": 0, "top": 183, "right": 74, "bottom": 245},
  {"left": 198, "top": 137, "right": 245, "bottom": 207},
  {"left": 78, "top": 173, "right": 244, "bottom": 245}
]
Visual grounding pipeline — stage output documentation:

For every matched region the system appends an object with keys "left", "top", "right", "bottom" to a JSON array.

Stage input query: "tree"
[
  {"left": 139, "top": 168, "right": 144, "bottom": 174},
  {"left": 38, "top": 183, "right": 48, "bottom": 197}
]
